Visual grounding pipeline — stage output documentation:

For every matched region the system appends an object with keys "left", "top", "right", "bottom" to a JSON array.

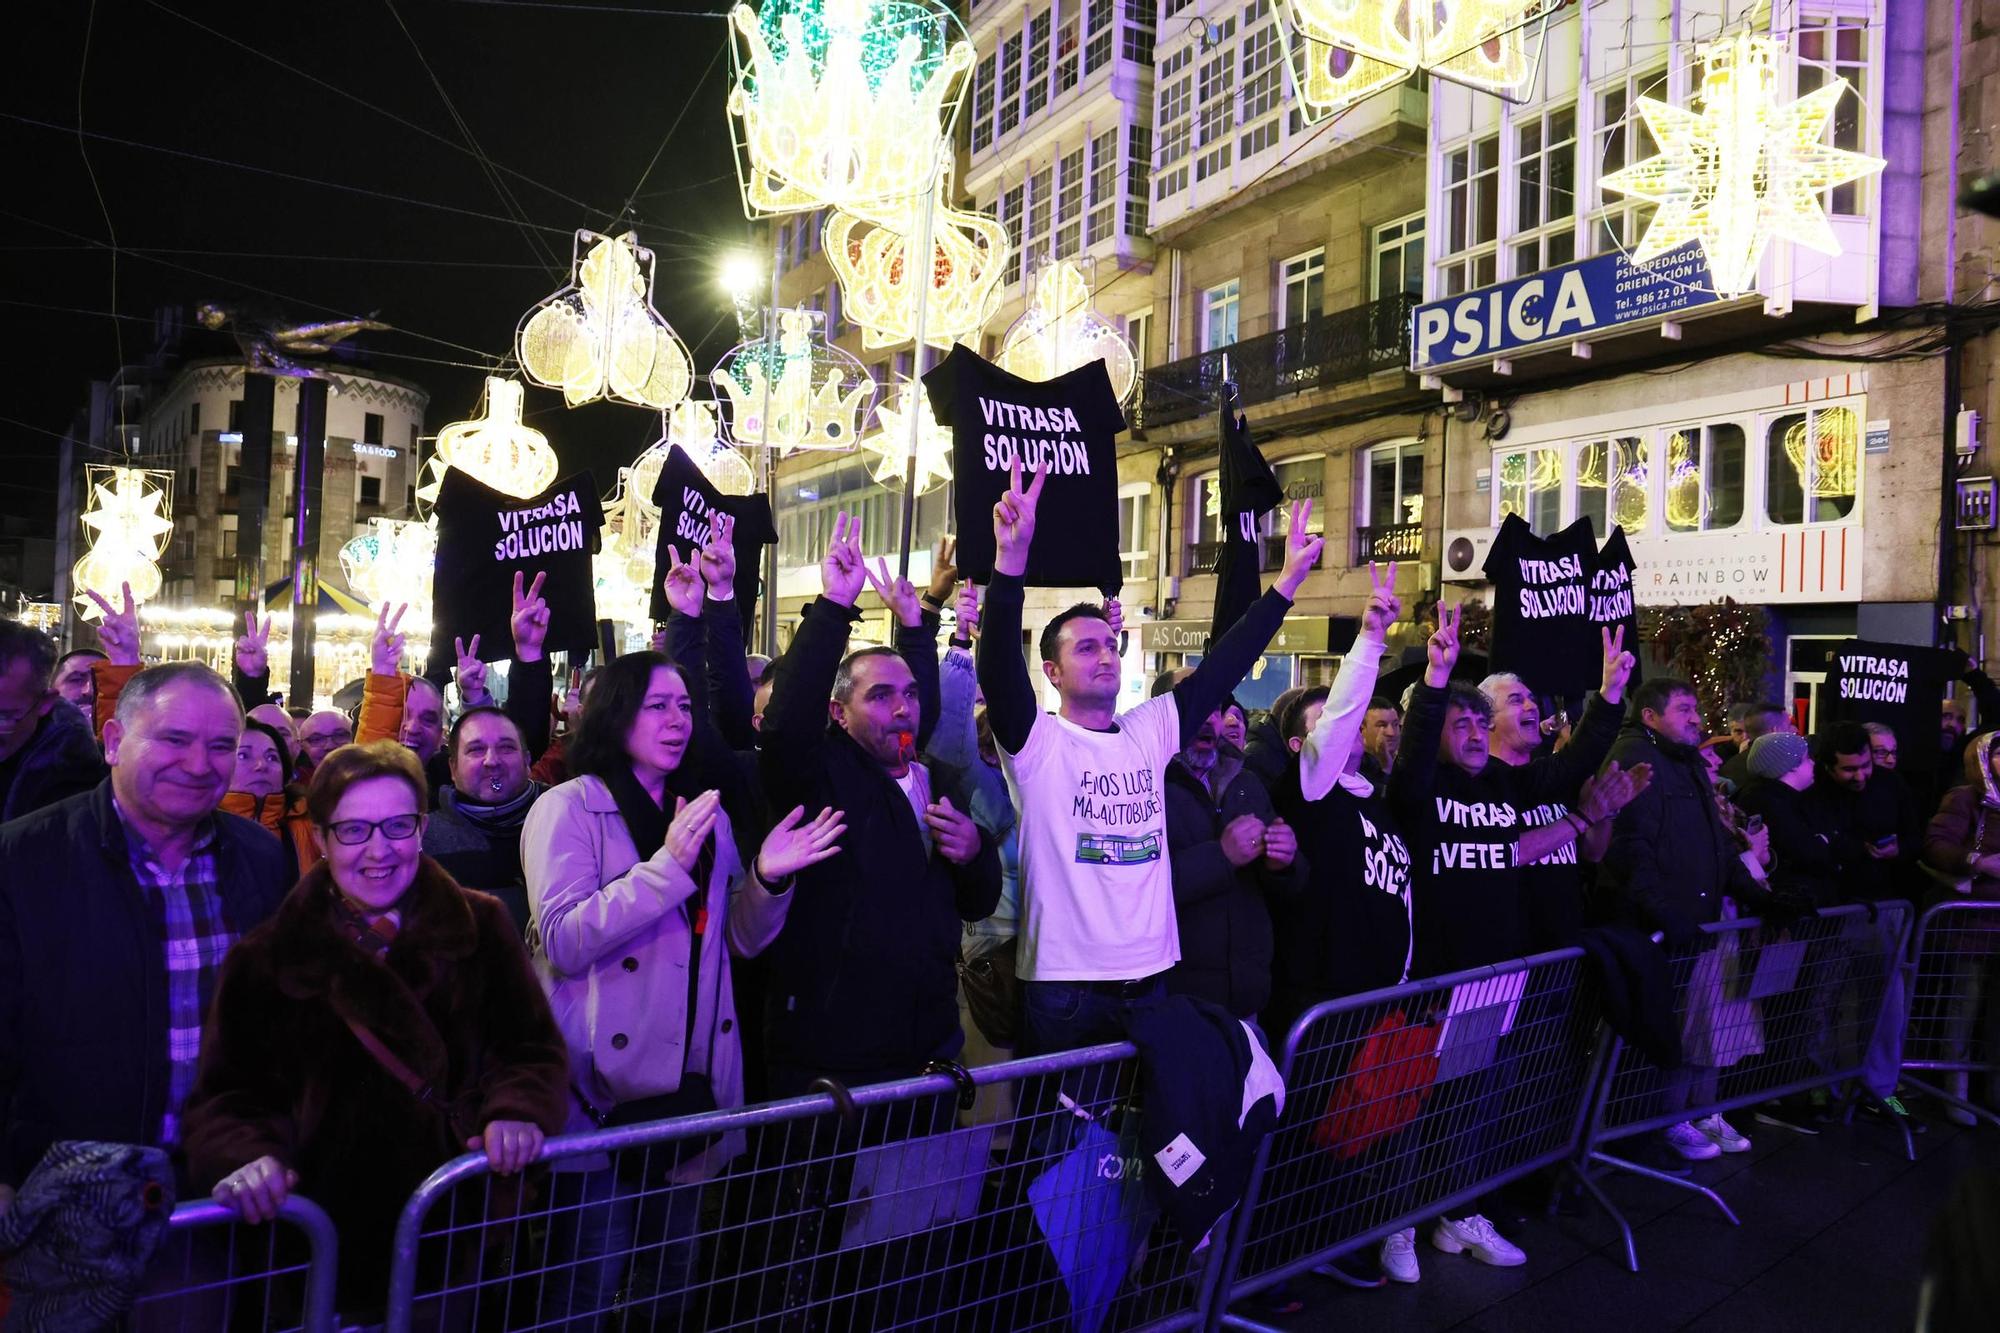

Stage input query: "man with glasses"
[
  {"left": 0, "top": 660, "right": 287, "bottom": 1222},
  {"left": 0, "top": 619, "right": 107, "bottom": 824}
]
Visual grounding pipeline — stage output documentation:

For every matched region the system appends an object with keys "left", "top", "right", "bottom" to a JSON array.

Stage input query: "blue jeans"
[
  {"left": 1019, "top": 976, "right": 1167, "bottom": 1057},
  {"left": 538, "top": 1162, "right": 703, "bottom": 1330}
]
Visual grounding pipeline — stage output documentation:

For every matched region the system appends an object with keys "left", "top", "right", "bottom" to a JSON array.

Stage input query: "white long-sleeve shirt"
[{"left": 1298, "top": 627, "right": 1389, "bottom": 803}]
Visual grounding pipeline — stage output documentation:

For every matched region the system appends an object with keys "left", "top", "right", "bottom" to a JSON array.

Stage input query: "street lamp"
[{"left": 719, "top": 251, "right": 762, "bottom": 303}]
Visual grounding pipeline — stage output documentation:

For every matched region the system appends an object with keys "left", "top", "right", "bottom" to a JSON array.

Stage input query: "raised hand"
[
  {"left": 1424, "top": 601, "right": 1461, "bottom": 687},
  {"left": 663, "top": 790, "right": 723, "bottom": 873},
  {"left": 511, "top": 570, "right": 551, "bottom": 663},
  {"left": 1275, "top": 499, "right": 1325, "bottom": 599},
  {"left": 1599, "top": 623, "right": 1637, "bottom": 704},
  {"left": 454, "top": 635, "right": 491, "bottom": 706},
  {"left": 924, "top": 795, "right": 982, "bottom": 866},
  {"left": 1221, "top": 813, "right": 1267, "bottom": 868},
  {"left": 235, "top": 611, "right": 273, "bottom": 679},
  {"left": 821, "top": 511, "right": 866, "bottom": 607},
  {"left": 371, "top": 602, "right": 408, "bottom": 678},
  {"left": 698, "top": 512, "right": 737, "bottom": 594},
  {"left": 662, "top": 547, "right": 706, "bottom": 619},
  {"left": 864, "top": 557, "right": 923, "bottom": 628},
  {"left": 992, "top": 459, "right": 1046, "bottom": 578},
  {"left": 953, "top": 581, "right": 981, "bottom": 643},
  {"left": 85, "top": 583, "right": 142, "bottom": 666},
  {"left": 756, "top": 804, "right": 847, "bottom": 881},
  {"left": 1263, "top": 817, "right": 1297, "bottom": 870},
  {"left": 1361, "top": 561, "right": 1402, "bottom": 637},
  {"left": 1578, "top": 760, "right": 1653, "bottom": 824},
  {"left": 925, "top": 534, "right": 959, "bottom": 604}
]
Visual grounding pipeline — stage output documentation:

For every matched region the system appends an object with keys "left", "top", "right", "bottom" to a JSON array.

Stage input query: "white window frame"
[
  {"left": 1794, "top": 13, "right": 1871, "bottom": 218},
  {"left": 1125, "top": 307, "right": 1152, "bottom": 370},
  {"left": 1359, "top": 440, "right": 1425, "bottom": 535},
  {"left": 1371, "top": 213, "right": 1425, "bottom": 300},
  {"left": 1277, "top": 248, "right": 1325, "bottom": 329},
  {"left": 1436, "top": 133, "right": 1500, "bottom": 295},
  {"left": 1200, "top": 279, "right": 1240, "bottom": 352},
  {"left": 1118, "top": 480, "right": 1152, "bottom": 581},
  {"left": 1589, "top": 64, "right": 1669, "bottom": 258},
  {"left": 1509, "top": 102, "right": 1577, "bottom": 278}
]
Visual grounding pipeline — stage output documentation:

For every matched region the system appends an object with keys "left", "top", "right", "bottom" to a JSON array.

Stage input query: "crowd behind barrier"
[{"left": 108, "top": 897, "right": 1953, "bottom": 1333}]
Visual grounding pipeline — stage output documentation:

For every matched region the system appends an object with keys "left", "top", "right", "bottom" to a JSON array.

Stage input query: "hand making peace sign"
[
  {"left": 992, "top": 459, "right": 1047, "bottom": 578},
  {"left": 1599, "top": 623, "right": 1637, "bottom": 705},
  {"left": 1424, "top": 601, "right": 1462, "bottom": 687},
  {"left": 510, "top": 570, "right": 551, "bottom": 663},
  {"left": 235, "top": 611, "right": 274, "bottom": 679},
  {"left": 1360, "top": 561, "right": 1402, "bottom": 638}
]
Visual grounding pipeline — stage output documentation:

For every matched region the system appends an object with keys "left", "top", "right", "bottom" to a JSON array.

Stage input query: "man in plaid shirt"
[{"left": 0, "top": 653, "right": 288, "bottom": 1215}]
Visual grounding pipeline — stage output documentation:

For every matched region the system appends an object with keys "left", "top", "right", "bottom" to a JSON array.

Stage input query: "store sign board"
[
  {"left": 1442, "top": 524, "right": 1861, "bottom": 605},
  {"left": 1140, "top": 615, "right": 1333, "bottom": 654},
  {"left": 1412, "top": 242, "right": 1723, "bottom": 371}
]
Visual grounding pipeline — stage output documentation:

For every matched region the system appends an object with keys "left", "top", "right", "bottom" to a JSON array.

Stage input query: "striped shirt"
[{"left": 116, "top": 803, "right": 233, "bottom": 1147}]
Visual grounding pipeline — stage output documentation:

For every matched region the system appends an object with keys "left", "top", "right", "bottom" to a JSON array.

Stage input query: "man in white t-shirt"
[{"left": 976, "top": 462, "right": 1324, "bottom": 1054}]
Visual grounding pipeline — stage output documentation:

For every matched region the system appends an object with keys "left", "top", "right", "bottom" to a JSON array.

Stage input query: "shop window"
[
  {"left": 1663, "top": 423, "right": 1745, "bottom": 532},
  {"left": 1362, "top": 442, "right": 1424, "bottom": 532},
  {"left": 1496, "top": 446, "right": 1562, "bottom": 535},
  {"left": 1575, "top": 436, "right": 1649, "bottom": 536},
  {"left": 1766, "top": 406, "right": 1860, "bottom": 525}
]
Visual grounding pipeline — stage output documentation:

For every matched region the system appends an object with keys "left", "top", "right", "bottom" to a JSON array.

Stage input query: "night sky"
[{"left": 4, "top": 0, "right": 753, "bottom": 541}]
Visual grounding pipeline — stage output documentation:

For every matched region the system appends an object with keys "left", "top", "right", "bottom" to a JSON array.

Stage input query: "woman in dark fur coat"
[{"left": 182, "top": 740, "right": 570, "bottom": 1314}]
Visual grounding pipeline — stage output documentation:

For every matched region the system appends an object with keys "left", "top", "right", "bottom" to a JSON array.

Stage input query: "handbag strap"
[{"left": 344, "top": 1016, "right": 449, "bottom": 1113}]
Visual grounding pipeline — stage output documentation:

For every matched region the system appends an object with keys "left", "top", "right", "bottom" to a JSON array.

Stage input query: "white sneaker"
[
  {"left": 1430, "top": 1214, "right": 1526, "bottom": 1267},
  {"left": 1694, "top": 1113, "right": 1752, "bottom": 1154},
  {"left": 1665, "top": 1120, "right": 1722, "bottom": 1161},
  {"left": 1380, "top": 1227, "right": 1420, "bottom": 1283}
]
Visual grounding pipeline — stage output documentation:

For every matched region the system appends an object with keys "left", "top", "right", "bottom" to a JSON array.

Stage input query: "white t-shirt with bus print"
[{"left": 1001, "top": 693, "right": 1182, "bottom": 983}]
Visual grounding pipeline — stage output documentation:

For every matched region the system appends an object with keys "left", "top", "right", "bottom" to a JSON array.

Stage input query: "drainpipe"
[{"left": 1939, "top": 0, "right": 1964, "bottom": 650}]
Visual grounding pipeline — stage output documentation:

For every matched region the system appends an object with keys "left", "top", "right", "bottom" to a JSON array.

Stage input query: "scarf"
[
  {"left": 437, "top": 780, "right": 543, "bottom": 834},
  {"left": 602, "top": 766, "right": 671, "bottom": 861}
]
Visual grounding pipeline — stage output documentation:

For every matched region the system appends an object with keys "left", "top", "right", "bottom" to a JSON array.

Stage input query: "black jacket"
[
  {"left": 758, "top": 596, "right": 1001, "bottom": 1079},
  {"left": 1162, "top": 757, "right": 1303, "bottom": 1020},
  {"left": 1734, "top": 778, "right": 1847, "bottom": 907},
  {"left": 0, "top": 704, "right": 106, "bottom": 826},
  {"left": 0, "top": 780, "right": 288, "bottom": 1187},
  {"left": 1804, "top": 770, "right": 1922, "bottom": 902},
  {"left": 1600, "top": 721, "right": 1772, "bottom": 943}
]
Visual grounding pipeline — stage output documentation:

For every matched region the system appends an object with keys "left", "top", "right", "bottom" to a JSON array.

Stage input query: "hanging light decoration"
[
  {"left": 629, "top": 400, "right": 759, "bottom": 510},
  {"left": 727, "top": 0, "right": 975, "bottom": 218},
  {"left": 1665, "top": 430, "right": 1706, "bottom": 529},
  {"left": 1599, "top": 31, "right": 1887, "bottom": 298},
  {"left": 1278, "top": 0, "right": 1555, "bottom": 121},
  {"left": 518, "top": 230, "right": 694, "bottom": 410},
  {"left": 416, "top": 377, "right": 560, "bottom": 509},
  {"left": 826, "top": 176, "right": 1010, "bottom": 350},
  {"left": 858, "top": 377, "right": 953, "bottom": 494},
  {"left": 712, "top": 307, "right": 876, "bottom": 453},
  {"left": 73, "top": 466, "right": 174, "bottom": 618},
  {"left": 1784, "top": 406, "right": 1860, "bottom": 497},
  {"left": 593, "top": 503, "right": 658, "bottom": 627},
  {"left": 338, "top": 517, "right": 437, "bottom": 615},
  {"left": 995, "top": 260, "right": 1138, "bottom": 405}
]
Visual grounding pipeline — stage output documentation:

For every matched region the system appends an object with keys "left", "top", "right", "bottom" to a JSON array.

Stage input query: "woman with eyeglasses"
[{"left": 181, "top": 740, "right": 570, "bottom": 1318}]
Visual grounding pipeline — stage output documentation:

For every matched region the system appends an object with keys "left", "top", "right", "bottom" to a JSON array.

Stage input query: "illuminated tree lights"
[
  {"left": 74, "top": 466, "right": 175, "bottom": 618},
  {"left": 1279, "top": 0, "right": 1554, "bottom": 119},
  {"left": 826, "top": 180, "right": 1009, "bottom": 350},
  {"left": 417, "top": 377, "right": 561, "bottom": 509},
  {"left": 712, "top": 307, "right": 876, "bottom": 452},
  {"left": 727, "top": 0, "right": 974, "bottom": 219},
  {"left": 1599, "top": 32, "right": 1886, "bottom": 298},
  {"left": 518, "top": 230, "right": 694, "bottom": 410},
  {"left": 859, "top": 378, "right": 953, "bottom": 494},
  {"left": 996, "top": 261, "right": 1138, "bottom": 406}
]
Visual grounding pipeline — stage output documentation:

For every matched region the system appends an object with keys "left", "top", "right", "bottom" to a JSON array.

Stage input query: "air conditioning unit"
[{"left": 1440, "top": 527, "right": 1498, "bottom": 582}]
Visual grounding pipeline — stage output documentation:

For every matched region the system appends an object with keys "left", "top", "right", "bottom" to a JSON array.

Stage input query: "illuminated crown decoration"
[
  {"left": 518, "top": 231, "right": 694, "bottom": 410},
  {"left": 338, "top": 517, "right": 437, "bottom": 615},
  {"left": 1665, "top": 431, "right": 1705, "bottom": 529},
  {"left": 826, "top": 180, "right": 1009, "bottom": 350},
  {"left": 1599, "top": 32, "right": 1887, "bottom": 298},
  {"left": 727, "top": 0, "right": 974, "bottom": 218},
  {"left": 417, "top": 377, "right": 560, "bottom": 510},
  {"left": 73, "top": 466, "right": 174, "bottom": 619},
  {"left": 712, "top": 307, "right": 876, "bottom": 453},
  {"left": 859, "top": 377, "right": 953, "bottom": 494},
  {"left": 593, "top": 505, "right": 656, "bottom": 626},
  {"left": 1784, "top": 406, "right": 1859, "bottom": 498},
  {"left": 1279, "top": 0, "right": 1553, "bottom": 120},
  {"left": 996, "top": 261, "right": 1138, "bottom": 406}
]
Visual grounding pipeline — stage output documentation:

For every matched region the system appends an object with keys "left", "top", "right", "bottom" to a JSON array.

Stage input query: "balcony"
[
  {"left": 1139, "top": 294, "right": 1418, "bottom": 429},
  {"left": 1185, "top": 534, "right": 1324, "bottom": 577},
  {"left": 1355, "top": 522, "right": 1424, "bottom": 564}
]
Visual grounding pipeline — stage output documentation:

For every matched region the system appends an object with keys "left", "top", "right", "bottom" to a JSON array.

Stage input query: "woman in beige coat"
[{"left": 522, "top": 647, "right": 843, "bottom": 1327}]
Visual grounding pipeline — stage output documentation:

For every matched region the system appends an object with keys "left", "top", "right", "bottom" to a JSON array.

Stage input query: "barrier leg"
[
  {"left": 1563, "top": 1157, "right": 1639, "bottom": 1274},
  {"left": 1587, "top": 1149, "right": 1741, "bottom": 1227},
  {"left": 1902, "top": 1073, "right": 2000, "bottom": 1129}
]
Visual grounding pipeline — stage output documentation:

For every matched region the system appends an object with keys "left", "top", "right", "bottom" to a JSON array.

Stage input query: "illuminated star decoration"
[
  {"left": 827, "top": 173, "right": 1011, "bottom": 351},
  {"left": 338, "top": 517, "right": 437, "bottom": 616},
  {"left": 1599, "top": 32, "right": 1887, "bottom": 298},
  {"left": 518, "top": 231, "right": 694, "bottom": 409},
  {"left": 996, "top": 261, "right": 1138, "bottom": 406},
  {"left": 712, "top": 307, "right": 876, "bottom": 453},
  {"left": 417, "top": 377, "right": 560, "bottom": 509},
  {"left": 1279, "top": 0, "right": 1554, "bottom": 121},
  {"left": 860, "top": 377, "right": 953, "bottom": 494},
  {"left": 74, "top": 465, "right": 175, "bottom": 618},
  {"left": 727, "top": 0, "right": 974, "bottom": 218}
]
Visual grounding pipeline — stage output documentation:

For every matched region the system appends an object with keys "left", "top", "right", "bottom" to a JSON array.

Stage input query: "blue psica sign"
[{"left": 1411, "top": 242, "right": 1721, "bottom": 371}]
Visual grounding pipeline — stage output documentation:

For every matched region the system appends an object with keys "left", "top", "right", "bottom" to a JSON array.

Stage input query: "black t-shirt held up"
[{"left": 427, "top": 468, "right": 604, "bottom": 675}]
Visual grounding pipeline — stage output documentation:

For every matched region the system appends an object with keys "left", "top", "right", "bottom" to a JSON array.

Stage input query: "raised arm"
[
  {"left": 233, "top": 611, "right": 275, "bottom": 708},
  {"left": 696, "top": 512, "right": 759, "bottom": 750},
  {"left": 1299, "top": 563, "right": 1397, "bottom": 801},
  {"left": 758, "top": 512, "right": 865, "bottom": 799},
  {"left": 522, "top": 787, "right": 715, "bottom": 976},
  {"left": 1174, "top": 500, "right": 1325, "bottom": 747},
  {"left": 1386, "top": 603, "right": 1459, "bottom": 814},
  {"left": 1517, "top": 626, "right": 1636, "bottom": 805},
  {"left": 976, "top": 461, "right": 1046, "bottom": 755},
  {"left": 499, "top": 571, "right": 554, "bottom": 762}
]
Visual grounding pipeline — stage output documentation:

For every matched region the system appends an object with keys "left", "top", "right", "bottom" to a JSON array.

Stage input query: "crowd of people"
[{"left": 0, "top": 464, "right": 1993, "bottom": 1320}]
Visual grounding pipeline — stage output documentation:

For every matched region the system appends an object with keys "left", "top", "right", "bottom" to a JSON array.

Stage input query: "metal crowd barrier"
[
  {"left": 1205, "top": 948, "right": 1601, "bottom": 1330},
  {"left": 126, "top": 1196, "right": 340, "bottom": 1333},
  {"left": 1900, "top": 899, "right": 2000, "bottom": 1128},
  {"left": 1573, "top": 901, "right": 1912, "bottom": 1271},
  {"left": 382, "top": 1042, "right": 1226, "bottom": 1332}
]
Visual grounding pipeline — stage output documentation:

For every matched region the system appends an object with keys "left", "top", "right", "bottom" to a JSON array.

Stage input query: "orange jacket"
[
  {"left": 220, "top": 789, "right": 320, "bottom": 876},
  {"left": 89, "top": 660, "right": 143, "bottom": 740}
]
